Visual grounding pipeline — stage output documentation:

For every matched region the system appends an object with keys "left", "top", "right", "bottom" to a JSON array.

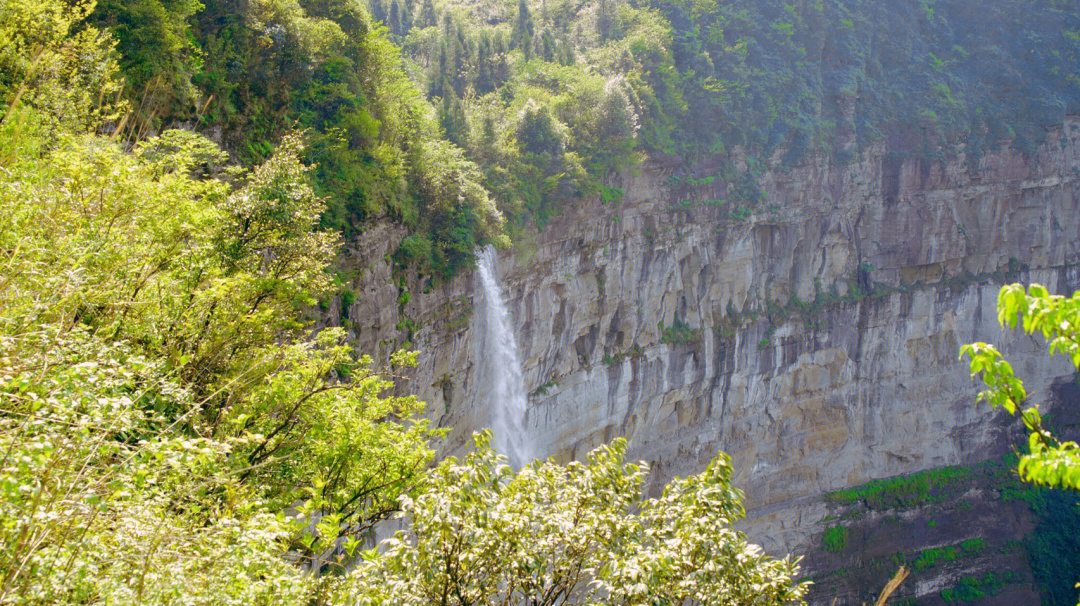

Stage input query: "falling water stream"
[{"left": 475, "top": 245, "right": 531, "bottom": 466}]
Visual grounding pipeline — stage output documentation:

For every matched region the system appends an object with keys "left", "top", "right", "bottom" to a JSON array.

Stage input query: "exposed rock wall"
[{"left": 335, "top": 119, "right": 1080, "bottom": 602}]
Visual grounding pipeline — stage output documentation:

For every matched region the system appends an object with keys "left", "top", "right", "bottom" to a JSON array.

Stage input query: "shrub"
[
  {"left": 660, "top": 316, "right": 701, "bottom": 345},
  {"left": 397, "top": 234, "right": 434, "bottom": 268},
  {"left": 823, "top": 526, "right": 848, "bottom": 552},
  {"left": 913, "top": 546, "right": 957, "bottom": 571}
]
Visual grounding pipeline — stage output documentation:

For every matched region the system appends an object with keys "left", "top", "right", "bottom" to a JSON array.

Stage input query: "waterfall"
[{"left": 475, "top": 245, "right": 531, "bottom": 466}]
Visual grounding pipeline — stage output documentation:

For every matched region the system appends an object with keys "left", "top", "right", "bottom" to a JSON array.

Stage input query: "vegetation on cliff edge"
[{"left": 0, "top": 1, "right": 806, "bottom": 602}]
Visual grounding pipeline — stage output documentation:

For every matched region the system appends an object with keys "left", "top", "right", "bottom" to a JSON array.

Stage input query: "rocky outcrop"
[{"left": 335, "top": 119, "right": 1080, "bottom": 603}]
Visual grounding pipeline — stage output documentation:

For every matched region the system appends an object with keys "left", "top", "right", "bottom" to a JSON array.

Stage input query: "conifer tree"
[
  {"left": 512, "top": 0, "right": 534, "bottom": 59},
  {"left": 540, "top": 29, "right": 555, "bottom": 62},
  {"left": 558, "top": 39, "right": 575, "bottom": 65},
  {"left": 388, "top": 0, "right": 402, "bottom": 35},
  {"left": 371, "top": 0, "right": 387, "bottom": 25},
  {"left": 476, "top": 32, "right": 495, "bottom": 94},
  {"left": 439, "top": 90, "right": 469, "bottom": 146},
  {"left": 415, "top": 0, "right": 436, "bottom": 28},
  {"left": 400, "top": 0, "right": 412, "bottom": 32},
  {"left": 430, "top": 40, "right": 449, "bottom": 98},
  {"left": 492, "top": 32, "right": 511, "bottom": 86},
  {"left": 597, "top": 0, "right": 616, "bottom": 41}
]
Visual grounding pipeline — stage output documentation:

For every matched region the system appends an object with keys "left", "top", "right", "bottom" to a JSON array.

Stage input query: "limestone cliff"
[{"left": 334, "top": 119, "right": 1080, "bottom": 603}]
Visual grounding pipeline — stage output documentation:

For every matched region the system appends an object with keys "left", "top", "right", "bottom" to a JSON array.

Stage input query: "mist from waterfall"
[{"left": 475, "top": 245, "right": 531, "bottom": 467}]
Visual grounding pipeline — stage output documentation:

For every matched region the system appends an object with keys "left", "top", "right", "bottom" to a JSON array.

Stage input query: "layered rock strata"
[{"left": 334, "top": 119, "right": 1080, "bottom": 602}]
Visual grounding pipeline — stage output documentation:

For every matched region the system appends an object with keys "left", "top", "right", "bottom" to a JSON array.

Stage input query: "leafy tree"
[
  {"left": 183, "top": 0, "right": 499, "bottom": 277},
  {"left": 90, "top": 0, "right": 203, "bottom": 119},
  {"left": 961, "top": 284, "right": 1080, "bottom": 489},
  {"left": 594, "top": 77, "right": 641, "bottom": 173},
  {"left": 0, "top": 0, "right": 125, "bottom": 137},
  {"left": 0, "top": 330, "right": 319, "bottom": 604},
  {"left": 516, "top": 98, "right": 563, "bottom": 158},
  {"left": 411, "top": 139, "right": 502, "bottom": 278},
  {"left": 0, "top": 117, "right": 439, "bottom": 600},
  {"left": 345, "top": 431, "right": 809, "bottom": 605}
]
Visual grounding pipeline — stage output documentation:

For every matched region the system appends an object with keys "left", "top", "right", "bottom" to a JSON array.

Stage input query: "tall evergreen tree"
[
  {"left": 476, "top": 32, "right": 495, "bottom": 94},
  {"left": 440, "top": 13, "right": 468, "bottom": 95},
  {"left": 597, "top": 0, "right": 616, "bottom": 41},
  {"left": 540, "top": 29, "right": 555, "bottom": 62},
  {"left": 512, "top": 0, "right": 534, "bottom": 59},
  {"left": 415, "top": 0, "right": 436, "bottom": 28},
  {"left": 439, "top": 89, "right": 469, "bottom": 146},
  {"left": 370, "top": 0, "right": 387, "bottom": 25},
  {"left": 558, "top": 39, "right": 575, "bottom": 65},
  {"left": 492, "top": 31, "right": 511, "bottom": 87},
  {"left": 431, "top": 40, "right": 449, "bottom": 98},
  {"left": 400, "top": 0, "right": 413, "bottom": 31},
  {"left": 388, "top": 0, "right": 402, "bottom": 35}
]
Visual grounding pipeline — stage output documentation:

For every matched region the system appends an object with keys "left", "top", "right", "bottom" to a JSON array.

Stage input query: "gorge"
[
  {"left": 335, "top": 121, "right": 1080, "bottom": 604},
  {"left": 7, "top": 0, "right": 1080, "bottom": 602}
]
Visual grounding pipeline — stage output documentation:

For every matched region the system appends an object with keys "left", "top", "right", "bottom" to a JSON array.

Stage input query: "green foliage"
[
  {"left": 0, "top": 39, "right": 809, "bottom": 600},
  {"left": 0, "top": 0, "right": 126, "bottom": 137},
  {"left": 959, "top": 538, "right": 986, "bottom": 555},
  {"left": 961, "top": 284, "right": 1080, "bottom": 489},
  {"left": 912, "top": 546, "right": 958, "bottom": 571},
  {"left": 394, "top": 0, "right": 1079, "bottom": 247},
  {"left": 347, "top": 431, "right": 810, "bottom": 605},
  {"left": 90, "top": 0, "right": 203, "bottom": 120},
  {"left": 410, "top": 139, "right": 503, "bottom": 278},
  {"left": 826, "top": 466, "right": 970, "bottom": 509},
  {"left": 603, "top": 344, "right": 647, "bottom": 365},
  {"left": 79, "top": 0, "right": 503, "bottom": 279},
  {"left": 0, "top": 117, "right": 440, "bottom": 601},
  {"left": 341, "top": 289, "right": 357, "bottom": 308},
  {"left": 940, "top": 572, "right": 1022, "bottom": 603},
  {"left": 732, "top": 207, "right": 752, "bottom": 221},
  {"left": 71, "top": 0, "right": 1080, "bottom": 276},
  {"left": 49, "top": 0, "right": 1080, "bottom": 280},
  {"left": 396, "top": 233, "right": 434, "bottom": 266},
  {"left": 601, "top": 184, "right": 626, "bottom": 203},
  {"left": 660, "top": 316, "right": 701, "bottom": 345},
  {"left": 822, "top": 526, "right": 848, "bottom": 552},
  {"left": 512, "top": 0, "right": 534, "bottom": 58},
  {"left": 531, "top": 377, "right": 557, "bottom": 397},
  {"left": 1004, "top": 479, "right": 1080, "bottom": 605}
]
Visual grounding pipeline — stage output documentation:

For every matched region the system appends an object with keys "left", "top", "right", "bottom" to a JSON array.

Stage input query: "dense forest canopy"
[{"left": 74, "top": 0, "right": 1080, "bottom": 277}]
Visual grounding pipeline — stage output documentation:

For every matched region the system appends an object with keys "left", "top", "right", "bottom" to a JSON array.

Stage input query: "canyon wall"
[{"left": 336, "top": 119, "right": 1080, "bottom": 603}]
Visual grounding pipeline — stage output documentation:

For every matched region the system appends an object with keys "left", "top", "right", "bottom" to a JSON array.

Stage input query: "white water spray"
[{"left": 475, "top": 245, "right": 531, "bottom": 466}]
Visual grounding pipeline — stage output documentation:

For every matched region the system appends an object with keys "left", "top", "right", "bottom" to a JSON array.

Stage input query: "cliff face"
[{"left": 336, "top": 119, "right": 1080, "bottom": 603}]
